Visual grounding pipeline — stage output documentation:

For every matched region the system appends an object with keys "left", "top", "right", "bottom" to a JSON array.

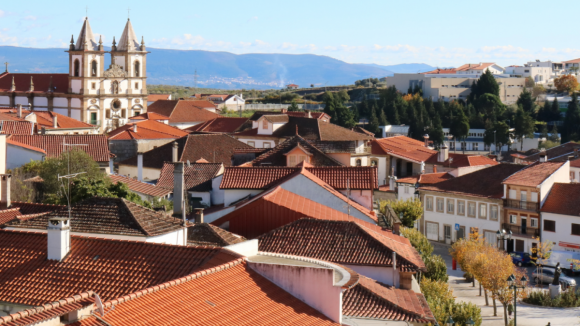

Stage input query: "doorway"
[
  {"left": 521, "top": 217, "right": 527, "bottom": 235},
  {"left": 507, "top": 239, "right": 514, "bottom": 253},
  {"left": 426, "top": 222, "right": 438, "bottom": 241},
  {"left": 444, "top": 225, "right": 452, "bottom": 244},
  {"left": 516, "top": 239, "right": 525, "bottom": 252},
  {"left": 457, "top": 227, "right": 465, "bottom": 241},
  {"left": 406, "top": 162, "right": 413, "bottom": 177},
  {"left": 396, "top": 159, "right": 402, "bottom": 178}
]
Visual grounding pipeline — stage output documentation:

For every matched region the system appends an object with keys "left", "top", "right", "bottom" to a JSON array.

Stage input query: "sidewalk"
[{"left": 432, "top": 241, "right": 580, "bottom": 326}]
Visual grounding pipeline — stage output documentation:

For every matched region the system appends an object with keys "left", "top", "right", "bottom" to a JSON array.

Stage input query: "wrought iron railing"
[
  {"left": 503, "top": 223, "right": 540, "bottom": 237},
  {"left": 504, "top": 199, "right": 539, "bottom": 211}
]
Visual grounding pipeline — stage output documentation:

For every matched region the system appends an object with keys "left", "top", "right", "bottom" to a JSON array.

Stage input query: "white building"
[{"left": 505, "top": 61, "right": 553, "bottom": 84}]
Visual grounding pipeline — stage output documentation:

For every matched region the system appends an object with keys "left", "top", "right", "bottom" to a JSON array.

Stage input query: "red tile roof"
[
  {"left": 119, "top": 134, "right": 252, "bottom": 169},
  {"left": 523, "top": 142, "right": 580, "bottom": 163},
  {"left": 129, "top": 112, "right": 170, "bottom": 120},
  {"left": 107, "top": 119, "right": 189, "bottom": 140},
  {"left": 0, "top": 109, "right": 94, "bottom": 129},
  {"left": 187, "top": 223, "right": 246, "bottom": 246},
  {"left": 8, "top": 134, "right": 110, "bottom": 162},
  {"left": 422, "top": 68, "right": 457, "bottom": 74},
  {"left": 258, "top": 218, "right": 425, "bottom": 272},
  {"left": 0, "top": 208, "right": 22, "bottom": 226},
  {"left": 425, "top": 153, "right": 499, "bottom": 168},
  {"left": 250, "top": 135, "right": 343, "bottom": 166},
  {"left": 541, "top": 183, "right": 580, "bottom": 216},
  {"left": 456, "top": 63, "right": 496, "bottom": 71},
  {"left": 156, "top": 162, "right": 223, "bottom": 192},
  {"left": 11, "top": 201, "right": 65, "bottom": 215},
  {"left": 343, "top": 275, "right": 434, "bottom": 323},
  {"left": 6, "top": 138, "right": 46, "bottom": 154},
  {"left": 110, "top": 174, "right": 172, "bottom": 197},
  {"left": 0, "top": 73, "right": 69, "bottom": 93},
  {"left": 72, "top": 261, "right": 339, "bottom": 326},
  {"left": 306, "top": 166, "right": 378, "bottom": 189},
  {"left": 185, "top": 117, "right": 248, "bottom": 133},
  {"left": 563, "top": 58, "right": 580, "bottom": 64},
  {"left": 502, "top": 161, "right": 565, "bottom": 187},
  {"left": 419, "top": 172, "right": 454, "bottom": 184},
  {"left": 147, "top": 94, "right": 171, "bottom": 102},
  {"left": 147, "top": 100, "right": 220, "bottom": 123},
  {"left": 0, "top": 230, "right": 240, "bottom": 306},
  {"left": 0, "top": 121, "right": 35, "bottom": 134},
  {"left": 372, "top": 136, "right": 437, "bottom": 162}
]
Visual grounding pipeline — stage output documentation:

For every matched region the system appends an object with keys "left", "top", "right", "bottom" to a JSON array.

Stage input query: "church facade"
[{"left": 0, "top": 18, "right": 149, "bottom": 132}]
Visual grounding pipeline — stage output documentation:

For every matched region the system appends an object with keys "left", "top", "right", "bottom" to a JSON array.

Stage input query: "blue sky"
[{"left": 1, "top": 0, "right": 579, "bottom": 67}]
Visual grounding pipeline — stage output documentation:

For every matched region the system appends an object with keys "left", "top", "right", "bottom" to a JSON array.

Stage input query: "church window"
[
  {"left": 74, "top": 59, "right": 80, "bottom": 77},
  {"left": 91, "top": 83, "right": 96, "bottom": 90},
  {"left": 113, "top": 99, "right": 121, "bottom": 109},
  {"left": 134, "top": 61, "right": 140, "bottom": 77},
  {"left": 135, "top": 82, "right": 138, "bottom": 90},
  {"left": 134, "top": 111, "right": 141, "bottom": 116},
  {"left": 121, "top": 109, "right": 126, "bottom": 118},
  {"left": 105, "top": 110, "right": 111, "bottom": 119},
  {"left": 91, "top": 60, "right": 97, "bottom": 77}
]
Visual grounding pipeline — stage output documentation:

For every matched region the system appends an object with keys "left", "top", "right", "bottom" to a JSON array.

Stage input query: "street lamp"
[
  {"left": 445, "top": 316, "right": 454, "bottom": 326},
  {"left": 507, "top": 274, "right": 528, "bottom": 326},
  {"left": 466, "top": 317, "right": 475, "bottom": 326},
  {"left": 496, "top": 229, "right": 512, "bottom": 251}
]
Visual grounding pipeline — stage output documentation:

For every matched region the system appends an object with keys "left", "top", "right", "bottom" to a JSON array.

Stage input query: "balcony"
[
  {"left": 355, "top": 146, "right": 372, "bottom": 154},
  {"left": 503, "top": 223, "right": 540, "bottom": 237},
  {"left": 89, "top": 119, "right": 101, "bottom": 127},
  {"left": 504, "top": 199, "right": 539, "bottom": 211}
]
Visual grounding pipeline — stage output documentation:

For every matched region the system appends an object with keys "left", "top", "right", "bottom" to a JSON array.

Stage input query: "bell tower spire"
[{"left": 75, "top": 17, "right": 97, "bottom": 51}]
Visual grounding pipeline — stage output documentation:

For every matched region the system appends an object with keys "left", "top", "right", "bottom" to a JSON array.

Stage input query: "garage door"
[{"left": 426, "top": 222, "right": 439, "bottom": 241}]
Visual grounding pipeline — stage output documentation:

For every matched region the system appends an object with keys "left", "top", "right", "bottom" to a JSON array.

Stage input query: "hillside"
[{"left": 0, "top": 46, "right": 434, "bottom": 90}]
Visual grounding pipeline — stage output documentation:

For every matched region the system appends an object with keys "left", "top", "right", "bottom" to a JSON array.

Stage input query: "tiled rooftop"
[
  {"left": 503, "top": 161, "right": 565, "bottom": 187},
  {"left": 258, "top": 218, "right": 424, "bottom": 272},
  {"left": 0, "top": 120, "right": 35, "bottom": 135},
  {"left": 425, "top": 153, "right": 499, "bottom": 168},
  {"left": 0, "top": 73, "right": 69, "bottom": 93},
  {"left": 372, "top": 136, "right": 437, "bottom": 163},
  {"left": 185, "top": 117, "right": 248, "bottom": 133},
  {"left": 6, "top": 197, "right": 186, "bottom": 237},
  {"left": 0, "top": 230, "right": 240, "bottom": 306},
  {"left": 8, "top": 134, "right": 110, "bottom": 162},
  {"left": 110, "top": 174, "right": 172, "bottom": 197},
  {"left": 187, "top": 223, "right": 246, "bottom": 246},
  {"left": 107, "top": 119, "right": 188, "bottom": 140},
  {"left": 541, "top": 183, "right": 580, "bottom": 216},
  {"left": 146, "top": 94, "right": 171, "bottom": 102},
  {"left": 523, "top": 142, "right": 580, "bottom": 162},
  {"left": 250, "top": 135, "right": 343, "bottom": 166},
  {"left": 147, "top": 100, "right": 220, "bottom": 123},
  {"left": 156, "top": 162, "right": 223, "bottom": 192}
]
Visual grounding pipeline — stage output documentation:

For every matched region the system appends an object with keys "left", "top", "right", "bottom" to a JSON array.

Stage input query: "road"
[{"left": 432, "top": 241, "right": 580, "bottom": 326}]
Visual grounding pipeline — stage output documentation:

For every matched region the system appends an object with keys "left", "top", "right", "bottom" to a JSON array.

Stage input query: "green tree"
[
  {"left": 323, "top": 92, "right": 336, "bottom": 122},
  {"left": 549, "top": 124, "right": 560, "bottom": 142},
  {"left": 563, "top": 94, "right": 580, "bottom": 142},
  {"left": 429, "top": 113, "right": 445, "bottom": 148},
  {"left": 525, "top": 76, "right": 536, "bottom": 88},
  {"left": 474, "top": 69, "right": 500, "bottom": 97},
  {"left": 516, "top": 88, "right": 536, "bottom": 115},
  {"left": 514, "top": 108, "right": 536, "bottom": 150},
  {"left": 476, "top": 94, "right": 505, "bottom": 121},
  {"left": 381, "top": 199, "right": 422, "bottom": 228},
  {"left": 484, "top": 121, "right": 510, "bottom": 155},
  {"left": 450, "top": 108, "right": 470, "bottom": 153},
  {"left": 334, "top": 99, "right": 357, "bottom": 128},
  {"left": 537, "top": 101, "right": 551, "bottom": 122},
  {"left": 287, "top": 100, "right": 300, "bottom": 112},
  {"left": 378, "top": 108, "right": 388, "bottom": 126},
  {"left": 550, "top": 98, "right": 561, "bottom": 122},
  {"left": 367, "top": 106, "right": 380, "bottom": 136}
]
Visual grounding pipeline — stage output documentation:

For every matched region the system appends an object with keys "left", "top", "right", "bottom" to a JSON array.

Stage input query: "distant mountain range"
[{"left": 0, "top": 46, "right": 435, "bottom": 89}]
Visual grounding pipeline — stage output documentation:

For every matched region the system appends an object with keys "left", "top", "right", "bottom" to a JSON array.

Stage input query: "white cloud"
[{"left": 0, "top": 10, "right": 4, "bottom": 17}]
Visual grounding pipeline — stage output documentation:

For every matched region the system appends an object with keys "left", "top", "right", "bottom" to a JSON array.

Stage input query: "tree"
[
  {"left": 532, "top": 85, "right": 546, "bottom": 98},
  {"left": 474, "top": 69, "right": 500, "bottom": 97},
  {"left": 516, "top": 88, "right": 535, "bottom": 115},
  {"left": 429, "top": 113, "right": 445, "bottom": 148},
  {"left": 563, "top": 93, "right": 580, "bottom": 142},
  {"left": 537, "top": 101, "right": 551, "bottom": 122},
  {"left": 483, "top": 121, "right": 510, "bottom": 156},
  {"left": 399, "top": 227, "right": 433, "bottom": 258},
  {"left": 514, "top": 108, "right": 535, "bottom": 151},
  {"left": 549, "top": 124, "right": 560, "bottom": 142},
  {"left": 525, "top": 76, "right": 535, "bottom": 88},
  {"left": 476, "top": 94, "right": 505, "bottom": 121},
  {"left": 323, "top": 92, "right": 336, "bottom": 122},
  {"left": 450, "top": 107, "right": 470, "bottom": 153},
  {"left": 378, "top": 108, "right": 388, "bottom": 126},
  {"left": 380, "top": 199, "right": 422, "bottom": 228},
  {"left": 367, "top": 106, "right": 380, "bottom": 136},
  {"left": 531, "top": 237, "right": 553, "bottom": 286},
  {"left": 554, "top": 74, "right": 579, "bottom": 94},
  {"left": 550, "top": 98, "right": 562, "bottom": 122},
  {"left": 287, "top": 100, "right": 300, "bottom": 112}
]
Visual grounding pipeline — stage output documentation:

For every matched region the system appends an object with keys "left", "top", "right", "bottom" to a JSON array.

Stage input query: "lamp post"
[
  {"left": 445, "top": 316, "right": 454, "bottom": 326},
  {"left": 465, "top": 317, "right": 475, "bottom": 325},
  {"left": 507, "top": 274, "right": 528, "bottom": 326},
  {"left": 496, "top": 229, "right": 512, "bottom": 251}
]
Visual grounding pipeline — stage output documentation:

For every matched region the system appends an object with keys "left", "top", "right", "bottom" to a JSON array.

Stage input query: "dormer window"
[{"left": 284, "top": 143, "right": 313, "bottom": 166}]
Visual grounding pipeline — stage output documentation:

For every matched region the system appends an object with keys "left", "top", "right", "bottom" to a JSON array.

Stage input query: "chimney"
[
  {"left": 423, "top": 134, "right": 430, "bottom": 147},
  {"left": 17, "top": 104, "right": 22, "bottom": 118},
  {"left": 539, "top": 151, "right": 547, "bottom": 163},
  {"left": 575, "top": 148, "right": 579, "bottom": 158},
  {"left": 172, "top": 141, "right": 179, "bottom": 162},
  {"left": 133, "top": 123, "right": 137, "bottom": 133},
  {"left": 438, "top": 145, "right": 449, "bottom": 163},
  {"left": 173, "top": 162, "right": 184, "bottom": 217},
  {"left": 52, "top": 115, "right": 58, "bottom": 128},
  {"left": 1, "top": 175, "right": 10, "bottom": 209},
  {"left": 194, "top": 208, "right": 204, "bottom": 224},
  {"left": 392, "top": 251, "right": 397, "bottom": 270},
  {"left": 137, "top": 152, "right": 143, "bottom": 181},
  {"left": 433, "top": 165, "right": 437, "bottom": 173},
  {"left": 47, "top": 217, "right": 71, "bottom": 261}
]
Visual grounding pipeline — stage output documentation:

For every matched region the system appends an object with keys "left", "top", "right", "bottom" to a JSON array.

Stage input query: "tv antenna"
[
  {"left": 194, "top": 69, "right": 198, "bottom": 92},
  {"left": 57, "top": 138, "right": 88, "bottom": 219}
]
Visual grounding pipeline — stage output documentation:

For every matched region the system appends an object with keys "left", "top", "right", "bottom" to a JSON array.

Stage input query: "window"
[
  {"left": 531, "top": 192, "right": 538, "bottom": 202},
  {"left": 544, "top": 220, "right": 556, "bottom": 232},
  {"left": 436, "top": 198, "right": 444, "bottom": 212},
  {"left": 490, "top": 205, "right": 498, "bottom": 220},
  {"left": 457, "top": 200, "right": 465, "bottom": 215},
  {"left": 473, "top": 143, "right": 479, "bottom": 151},
  {"left": 370, "top": 160, "right": 378, "bottom": 167},
  {"left": 479, "top": 203, "right": 487, "bottom": 219},
  {"left": 467, "top": 202, "right": 476, "bottom": 217},
  {"left": 426, "top": 196, "right": 433, "bottom": 211},
  {"left": 510, "top": 214, "right": 517, "bottom": 224},
  {"left": 134, "top": 61, "right": 140, "bottom": 77},
  {"left": 121, "top": 109, "right": 126, "bottom": 118},
  {"left": 444, "top": 225, "right": 451, "bottom": 239},
  {"left": 247, "top": 141, "right": 255, "bottom": 147},
  {"left": 91, "top": 82, "right": 96, "bottom": 90},
  {"left": 91, "top": 60, "right": 97, "bottom": 77},
  {"left": 356, "top": 159, "right": 362, "bottom": 167},
  {"left": 263, "top": 143, "right": 271, "bottom": 149},
  {"left": 484, "top": 144, "right": 490, "bottom": 151},
  {"left": 74, "top": 59, "right": 80, "bottom": 77},
  {"left": 450, "top": 142, "right": 455, "bottom": 150},
  {"left": 573, "top": 224, "right": 580, "bottom": 236},
  {"left": 404, "top": 185, "right": 409, "bottom": 194},
  {"left": 520, "top": 191, "right": 527, "bottom": 202},
  {"left": 447, "top": 199, "right": 454, "bottom": 214},
  {"left": 262, "top": 119, "right": 268, "bottom": 129},
  {"left": 105, "top": 110, "right": 110, "bottom": 119},
  {"left": 571, "top": 171, "right": 576, "bottom": 181},
  {"left": 531, "top": 218, "right": 538, "bottom": 228},
  {"left": 135, "top": 82, "right": 139, "bottom": 90},
  {"left": 509, "top": 189, "right": 517, "bottom": 199},
  {"left": 134, "top": 111, "right": 141, "bottom": 116},
  {"left": 90, "top": 112, "right": 97, "bottom": 125}
]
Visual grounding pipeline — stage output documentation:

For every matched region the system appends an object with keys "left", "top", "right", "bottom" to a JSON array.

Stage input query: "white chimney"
[
  {"left": 17, "top": 104, "right": 22, "bottom": 118},
  {"left": 539, "top": 151, "right": 547, "bottom": 163},
  {"left": 1, "top": 175, "right": 10, "bottom": 208},
  {"left": 423, "top": 134, "right": 430, "bottom": 147},
  {"left": 47, "top": 217, "right": 71, "bottom": 261},
  {"left": 137, "top": 152, "right": 143, "bottom": 181},
  {"left": 438, "top": 145, "right": 449, "bottom": 163},
  {"left": 133, "top": 123, "right": 138, "bottom": 133},
  {"left": 52, "top": 115, "right": 58, "bottom": 128},
  {"left": 172, "top": 141, "right": 179, "bottom": 162},
  {"left": 195, "top": 208, "right": 204, "bottom": 224},
  {"left": 173, "top": 162, "right": 184, "bottom": 217}
]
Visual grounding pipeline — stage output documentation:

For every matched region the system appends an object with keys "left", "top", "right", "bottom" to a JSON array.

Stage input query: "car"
[
  {"left": 509, "top": 252, "right": 532, "bottom": 267},
  {"left": 532, "top": 267, "right": 577, "bottom": 289}
]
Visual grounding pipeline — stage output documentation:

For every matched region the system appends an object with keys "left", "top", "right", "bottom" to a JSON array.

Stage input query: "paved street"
[{"left": 432, "top": 241, "right": 580, "bottom": 326}]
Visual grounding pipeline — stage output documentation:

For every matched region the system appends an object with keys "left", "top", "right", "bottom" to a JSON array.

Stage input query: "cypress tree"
[
  {"left": 323, "top": 92, "right": 336, "bottom": 122},
  {"left": 563, "top": 94, "right": 580, "bottom": 142},
  {"left": 368, "top": 106, "right": 380, "bottom": 136},
  {"left": 516, "top": 88, "right": 535, "bottom": 115},
  {"left": 429, "top": 113, "right": 445, "bottom": 148},
  {"left": 475, "top": 69, "right": 500, "bottom": 97},
  {"left": 551, "top": 98, "right": 561, "bottom": 122},
  {"left": 379, "top": 108, "right": 388, "bottom": 126}
]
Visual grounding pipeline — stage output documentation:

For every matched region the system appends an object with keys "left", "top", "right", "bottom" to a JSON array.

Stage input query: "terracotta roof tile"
[
  {"left": 0, "top": 230, "right": 239, "bottom": 306},
  {"left": 419, "top": 172, "right": 454, "bottom": 184},
  {"left": 422, "top": 68, "right": 457, "bottom": 74},
  {"left": 425, "top": 153, "right": 499, "bottom": 168},
  {"left": 343, "top": 275, "right": 434, "bottom": 322},
  {"left": 120, "top": 134, "right": 252, "bottom": 169},
  {"left": 110, "top": 174, "right": 172, "bottom": 197},
  {"left": 0, "top": 73, "right": 69, "bottom": 93},
  {"left": 6, "top": 138, "right": 46, "bottom": 154},
  {"left": 8, "top": 134, "right": 110, "bottom": 162},
  {"left": 523, "top": 142, "right": 580, "bottom": 162},
  {"left": 130, "top": 112, "right": 170, "bottom": 120},
  {"left": 262, "top": 114, "right": 290, "bottom": 123},
  {"left": 258, "top": 218, "right": 424, "bottom": 272},
  {"left": 11, "top": 201, "right": 65, "bottom": 215},
  {"left": 185, "top": 117, "right": 248, "bottom": 133},
  {"left": 147, "top": 100, "right": 220, "bottom": 124},
  {"left": 250, "top": 135, "right": 343, "bottom": 166},
  {"left": 503, "top": 161, "right": 565, "bottom": 187},
  {"left": 0, "top": 121, "right": 35, "bottom": 134},
  {"left": 0, "top": 208, "right": 22, "bottom": 226},
  {"left": 187, "top": 223, "right": 246, "bottom": 246},
  {"left": 72, "top": 261, "right": 338, "bottom": 326},
  {"left": 6, "top": 197, "right": 186, "bottom": 236},
  {"left": 156, "top": 162, "right": 223, "bottom": 192},
  {"left": 372, "top": 136, "right": 437, "bottom": 162},
  {"left": 541, "top": 183, "right": 580, "bottom": 215},
  {"left": 107, "top": 119, "right": 188, "bottom": 140},
  {"left": 0, "top": 109, "right": 94, "bottom": 129},
  {"left": 147, "top": 94, "right": 171, "bottom": 102}
]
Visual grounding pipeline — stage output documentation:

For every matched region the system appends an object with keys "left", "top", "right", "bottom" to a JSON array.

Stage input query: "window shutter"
[{"left": 509, "top": 189, "right": 516, "bottom": 199}]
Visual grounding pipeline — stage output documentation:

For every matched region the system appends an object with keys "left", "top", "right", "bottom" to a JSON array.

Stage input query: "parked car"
[
  {"left": 509, "top": 252, "right": 532, "bottom": 267},
  {"left": 532, "top": 267, "right": 577, "bottom": 289}
]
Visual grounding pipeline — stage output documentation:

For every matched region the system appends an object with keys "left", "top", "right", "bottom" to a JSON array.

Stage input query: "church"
[{"left": 0, "top": 17, "right": 149, "bottom": 132}]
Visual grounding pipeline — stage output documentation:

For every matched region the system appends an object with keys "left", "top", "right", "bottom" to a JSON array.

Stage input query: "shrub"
[
  {"left": 381, "top": 199, "right": 422, "bottom": 227},
  {"left": 421, "top": 279, "right": 482, "bottom": 326},
  {"left": 524, "top": 287, "right": 580, "bottom": 307},
  {"left": 424, "top": 254, "right": 448, "bottom": 282},
  {"left": 451, "top": 301, "right": 482, "bottom": 326},
  {"left": 400, "top": 227, "right": 433, "bottom": 258},
  {"left": 421, "top": 278, "right": 454, "bottom": 303}
]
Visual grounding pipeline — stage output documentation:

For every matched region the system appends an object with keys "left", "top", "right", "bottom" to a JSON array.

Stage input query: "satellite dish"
[{"left": 95, "top": 294, "right": 104, "bottom": 316}]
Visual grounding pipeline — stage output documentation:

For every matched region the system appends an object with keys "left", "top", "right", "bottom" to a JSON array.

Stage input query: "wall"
[
  {"left": 327, "top": 153, "right": 351, "bottom": 166},
  {"left": 339, "top": 189, "right": 373, "bottom": 210},
  {"left": 396, "top": 183, "right": 416, "bottom": 202},
  {"left": 118, "top": 165, "right": 161, "bottom": 181},
  {"left": 249, "top": 262, "right": 342, "bottom": 323},
  {"left": 257, "top": 119, "right": 273, "bottom": 135},
  {"left": 224, "top": 189, "right": 263, "bottom": 207},
  {"left": 109, "top": 139, "right": 175, "bottom": 163},
  {"left": 237, "top": 137, "right": 276, "bottom": 149},
  {"left": 189, "top": 191, "right": 211, "bottom": 207},
  {"left": 539, "top": 161, "right": 570, "bottom": 205},
  {"left": 541, "top": 212, "right": 580, "bottom": 253},
  {"left": 146, "top": 228, "right": 187, "bottom": 245},
  {"left": 448, "top": 165, "right": 490, "bottom": 177},
  {"left": 211, "top": 175, "right": 225, "bottom": 205},
  {"left": 343, "top": 264, "right": 395, "bottom": 288},
  {"left": 7, "top": 145, "right": 45, "bottom": 169},
  {"left": 170, "top": 121, "right": 205, "bottom": 129}
]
